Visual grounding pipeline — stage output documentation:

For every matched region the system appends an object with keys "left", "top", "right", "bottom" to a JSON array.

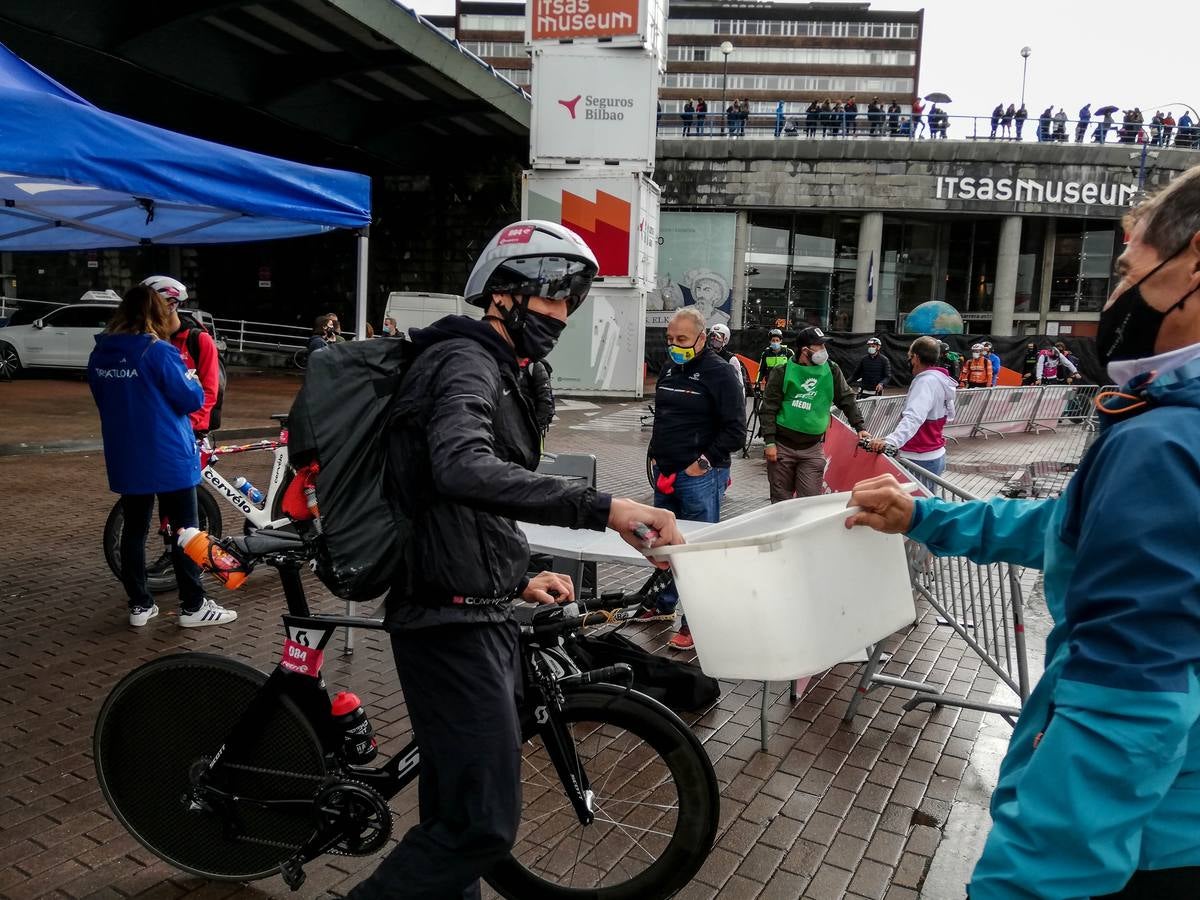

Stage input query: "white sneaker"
[
  {"left": 178, "top": 598, "right": 238, "bottom": 628},
  {"left": 129, "top": 605, "right": 159, "bottom": 627}
]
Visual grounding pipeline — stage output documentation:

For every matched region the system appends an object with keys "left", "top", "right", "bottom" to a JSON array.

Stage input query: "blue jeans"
[
  {"left": 652, "top": 467, "right": 722, "bottom": 614},
  {"left": 905, "top": 454, "right": 946, "bottom": 492}
]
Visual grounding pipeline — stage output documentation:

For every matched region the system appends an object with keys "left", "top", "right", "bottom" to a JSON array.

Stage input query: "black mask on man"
[
  {"left": 496, "top": 298, "right": 566, "bottom": 359},
  {"left": 1097, "top": 244, "right": 1200, "bottom": 366}
]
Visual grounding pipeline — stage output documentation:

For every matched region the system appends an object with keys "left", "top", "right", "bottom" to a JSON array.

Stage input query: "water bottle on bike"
[
  {"left": 177, "top": 527, "right": 248, "bottom": 589},
  {"left": 331, "top": 691, "right": 378, "bottom": 764},
  {"left": 233, "top": 476, "right": 265, "bottom": 505}
]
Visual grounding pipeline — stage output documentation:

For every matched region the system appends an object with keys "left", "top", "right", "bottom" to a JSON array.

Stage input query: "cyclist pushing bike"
[{"left": 345, "top": 220, "right": 683, "bottom": 899}]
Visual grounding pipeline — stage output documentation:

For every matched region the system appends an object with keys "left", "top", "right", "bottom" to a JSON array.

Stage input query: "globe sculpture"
[{"left": 902, "top": 300, "right": 964, "bottom": 335}]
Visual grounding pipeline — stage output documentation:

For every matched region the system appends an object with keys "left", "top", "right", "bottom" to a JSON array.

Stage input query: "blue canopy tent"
[{"left": 0, "top": 43, "right": 374, "bottom": 333}]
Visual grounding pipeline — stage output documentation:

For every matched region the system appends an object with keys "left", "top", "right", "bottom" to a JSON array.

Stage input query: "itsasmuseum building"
[{"left": 651, "top": 136, "right": 1199, "bottom": 339}]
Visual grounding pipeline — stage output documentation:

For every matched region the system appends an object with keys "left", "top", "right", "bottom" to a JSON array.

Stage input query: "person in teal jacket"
[{"left": 848, "top": 167, "right": 1200, "bottom": 899}]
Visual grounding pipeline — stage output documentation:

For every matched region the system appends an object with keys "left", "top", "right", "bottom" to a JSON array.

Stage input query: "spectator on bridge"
[
  {"left": 959, "top": 343, "right": 994, "bottom": 388},
  {"left": 869, "top": 336, "right": 957, "bottom": 484},
  {"left": 867, "top": 97, "right": 883, "bottom": 135},
  {"left": 723, "top": 99, "right": 736, "bottom": 136},
  {"left": 1053, "top": 108, "right": 1069, "bottom": 141},
  {"left": 756, "top": 328, "right": 794, "bottom": 389},
  {"left": 1036, "top": 343, "right": 1078, "bottom": 384},
  {"left": 990, "top": 103, "right": 1004, "bottom": 139},
  {"left": 682, "top": 99, "right": 694, "bottom": 136},
  {"left": 846, "top": 166, "right": 1200, "bottom": 900},
  {"left": 88, "top": 284, "right": 237, "bottom": 629},
  {"left": 845, "top": 97, "right": 858, "bottom": 135},
  {"left": 1177, "top": 111, "right": 1195, "bottom": 149},
  {"left": 805, "top": 100, "right": 820, "bottom": 138},
  {"left": 929, "top": 106, "right": 949, "bottom": 139},
  {"left": 887, "top": 101, "right": 902, "bottom": 135},
  {"left": 644, "top": 307, "right": 744, "bottom": 650},
  {"left": 1021, "top": 339, "right": 1041, "bottom": 385},
  {"left": 1150, "top": 111, "right": 1164, "bottom": 145},
  {"left": 1163, "top": 111, "right": 1176, "bottom": 147},
  {"left": 911, "top": 96, "right": 926, "bottom": 138},
  {"left": 774, "top": 100, "right": 785, "bottom": 138},
  {"left": 695, "top": 98, "right": 707, "bottom": 135},
  {"left": 1037, "top": 106, "right": 1053, "bottom": 142},
  {"left": 1076, "top": 103, "right": 1092, "bottom": 142},
  {"left": 1001, "top": 103, "right": 1016, "bottom": 138},
  {"left": 1014, "top": 104, "right": 1028, "bottom": 140},
  {"left": 851, "top": 336, "right": 892, "bottom": 396},
  {"left": 761, "top": 326, "right": 868, "bottom": 503},
  {"left": 1094, "top": 108, "right": 1115, "bottom": 143},
  {"left": 983, "top": 341, "right": 1003, "bottom": 386}
]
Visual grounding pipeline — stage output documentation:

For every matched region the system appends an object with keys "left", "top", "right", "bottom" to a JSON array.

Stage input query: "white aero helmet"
[
  {"left": 971, "top": 342, "right": 985, "bottom": 352},
  {"left": 141, "top": 274, "right": 188, "bottom": 304},
  {"left": 709, "top": 323, "right": 731, "bottom": 341},
  {"left": 866, "top": 336, "right": 882, "bottom": 346},
  {"left": 464, "top": 220, "right": 599, "bottom": 315}
]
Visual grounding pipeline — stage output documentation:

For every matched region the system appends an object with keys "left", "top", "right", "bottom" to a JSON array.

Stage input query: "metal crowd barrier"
[{"left": 843, "top": 461, "right": 1031, "bottom": 726}]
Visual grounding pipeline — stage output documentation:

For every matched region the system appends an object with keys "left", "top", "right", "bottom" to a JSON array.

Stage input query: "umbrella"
[
  {"left": 924, "top": 92, "right": 952, "bottom": 103},
  {"left": 1095, "top": 104, "right": 1120, "bottom": 116}
]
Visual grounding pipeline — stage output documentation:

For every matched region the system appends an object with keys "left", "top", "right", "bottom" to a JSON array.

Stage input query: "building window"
[
  {"left": 1051, "top": 220, "right": 1119, "bottom": 313},
  {"left": 666, "top": 46, "right": 916, "bottom": 67},
  {"left": 460, "top": 14, "right": 521, "bottom": 31}
]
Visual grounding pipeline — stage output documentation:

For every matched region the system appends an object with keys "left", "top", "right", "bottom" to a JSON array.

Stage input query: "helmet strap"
[{"left": 484, "top": 294, "right": 530, "bottom": 346}]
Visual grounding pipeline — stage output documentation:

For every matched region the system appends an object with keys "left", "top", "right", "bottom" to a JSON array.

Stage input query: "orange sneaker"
[{"left": 668, "top": 630, "right": 694, "bottom": 651}]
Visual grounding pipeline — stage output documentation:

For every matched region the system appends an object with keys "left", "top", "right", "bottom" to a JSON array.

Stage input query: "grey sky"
[{"left": 410, "top": 0, "right": 1198, "bottom": 127}]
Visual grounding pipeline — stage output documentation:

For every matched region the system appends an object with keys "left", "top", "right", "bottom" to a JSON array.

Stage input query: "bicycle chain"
[{"left": 220, "top": 761, "right": 326, "bottom": 783}]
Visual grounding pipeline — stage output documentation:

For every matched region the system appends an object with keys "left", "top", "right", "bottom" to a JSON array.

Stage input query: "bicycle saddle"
[{"left": 231, "top": 528, "right": 306, "bottom": 557}]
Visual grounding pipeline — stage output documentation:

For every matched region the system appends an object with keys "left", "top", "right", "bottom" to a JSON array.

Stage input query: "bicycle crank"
[{"left": 315, "top": 779, "right": 392, "bottom": 856}]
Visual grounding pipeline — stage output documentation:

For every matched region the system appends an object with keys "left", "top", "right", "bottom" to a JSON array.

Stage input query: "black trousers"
[
  {"left": 120, "top": 488, "right": 203, "bottom": 612},
  {"left": 1096, "top": 866, "right": 1200, "bottom": 898},
  {"left": 347, "top": 621, "right": 523, "bottom": 900}
]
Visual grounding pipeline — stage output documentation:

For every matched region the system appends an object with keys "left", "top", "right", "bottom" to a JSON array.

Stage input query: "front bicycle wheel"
[
  {"left": 487, "top": 685, "right": 720, "bottom": 900},
  {"left": 103, "top": 489, "right": 223, "bottom": 594},
  {"left": 94, "top": 653, "right": 326, "bottom": 881}
]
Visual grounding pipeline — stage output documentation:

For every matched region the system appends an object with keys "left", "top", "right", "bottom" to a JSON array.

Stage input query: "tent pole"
[{"left": 354, "top": 229, "right": 369, "bottom": 341}]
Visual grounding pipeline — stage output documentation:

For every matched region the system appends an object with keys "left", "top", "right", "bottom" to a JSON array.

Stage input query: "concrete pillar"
[
  {"left": 730, "top": 210, "right": 749, "bottom": 330},
  {"left": 1037, "top": 217, "right": 1057, "bottom": 334},
  {"left": 991, "top": 215, "right": 1022, "bottom": 336},
  {"left": 852, "top": 212, "right": 883, "bottom": 333}
]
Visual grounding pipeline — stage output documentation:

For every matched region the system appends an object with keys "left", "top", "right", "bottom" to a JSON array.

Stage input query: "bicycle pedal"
[{"left": 279, "top": 855, "right": 307, "bottom": 891}]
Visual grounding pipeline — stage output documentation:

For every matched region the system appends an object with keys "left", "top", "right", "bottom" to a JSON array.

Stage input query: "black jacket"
[
  {"left": 385, "top": 316, "right": 610, "bottom": 629},
  {"left": 851, "top": 352, "right": 892, "bottom": 390},
  {"left": 649, "top": 347, "right": 745, "bottom": 476}
]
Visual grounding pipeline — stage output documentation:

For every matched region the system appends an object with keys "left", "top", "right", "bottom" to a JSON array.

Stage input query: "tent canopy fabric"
[{"left": 0, "top": 43, "right": 371, "bottom": 250}]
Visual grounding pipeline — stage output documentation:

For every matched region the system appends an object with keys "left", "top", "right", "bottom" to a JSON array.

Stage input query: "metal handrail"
[{"left": 212, "top": 317, "right": 312, "bottom": 352}]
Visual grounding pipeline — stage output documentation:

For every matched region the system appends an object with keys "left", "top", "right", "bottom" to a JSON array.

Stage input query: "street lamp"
[
  {"left": 720, "top": 41, "right": 733, "bottom": 134},
  {"left": 1019, "top": 46, "right": 1032, "bottom": 110}
]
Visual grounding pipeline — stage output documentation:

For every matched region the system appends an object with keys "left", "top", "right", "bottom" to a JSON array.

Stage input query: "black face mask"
[
  {"left": 1098, "top": 246, "right": 1200, "bottom": 366},
  {"left": 496, "top": 299, "right": 566, "bottom": 360}
]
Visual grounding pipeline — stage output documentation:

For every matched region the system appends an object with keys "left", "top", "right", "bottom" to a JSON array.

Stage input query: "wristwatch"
[{"left": 695, "top": 455, "right": 712, "bottom": 473}]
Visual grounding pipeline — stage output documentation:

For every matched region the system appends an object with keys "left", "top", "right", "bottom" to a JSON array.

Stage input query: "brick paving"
[{"left": 0, "top": 373, "right": 1057, "bottom": 900}]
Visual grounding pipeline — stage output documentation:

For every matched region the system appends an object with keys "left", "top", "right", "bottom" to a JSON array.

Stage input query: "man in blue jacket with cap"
[{"left": 848, "top": 165, "right": 1200, "bottom": 898}]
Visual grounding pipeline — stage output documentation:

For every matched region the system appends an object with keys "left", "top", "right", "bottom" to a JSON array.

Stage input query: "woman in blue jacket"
[
  {"left": 89, "top": 284, "right": 237, "bottom": 629},
  {"left": 846, "top": 166, "right": 1200, "bottom": 899}
]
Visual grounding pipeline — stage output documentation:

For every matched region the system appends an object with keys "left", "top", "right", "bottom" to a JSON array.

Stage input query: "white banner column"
[
  {"left": 992, "top": 215, "right": 1022, "bottom": 337},
  {"left": 354, "top": 228, "right": 369, "bottom": 341},
  {"left": 852, "top": 212, "right": 883, "bottom": 333},
  {"left": 731, "top": 210, "right": 749, "bottom": 330}
]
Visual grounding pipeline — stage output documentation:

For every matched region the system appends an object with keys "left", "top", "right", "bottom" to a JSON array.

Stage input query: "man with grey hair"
[
  {"left": 847, "top": 165, "right": 1200, "bottom": 898},
  {"left": 644, "top": 307, "right": 744, "bottom": 649}
]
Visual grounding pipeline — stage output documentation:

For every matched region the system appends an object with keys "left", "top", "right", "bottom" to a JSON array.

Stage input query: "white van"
[{"left": 383, "top": 292, "right": 480, "bottom": 338}]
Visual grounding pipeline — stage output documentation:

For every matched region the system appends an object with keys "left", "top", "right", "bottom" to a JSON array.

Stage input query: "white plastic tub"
[{"left": 647, "top": 493, "right": 916, "bottom": 681}]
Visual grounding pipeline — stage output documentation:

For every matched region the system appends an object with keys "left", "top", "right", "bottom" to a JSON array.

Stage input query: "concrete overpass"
[{"left": 653, "top": 137, "right": 1199, "bottom": 335}]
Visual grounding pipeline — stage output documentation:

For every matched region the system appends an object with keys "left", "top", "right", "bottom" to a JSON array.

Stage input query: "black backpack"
[
  {"left": 178, "top": 312, "right": 228, "bottom": 431},
  {"left": 287, "top": 338, "right": 416, "bottom": 601},
  {"left": 567, "top": 631, "right": 721, "bottom": 712}
]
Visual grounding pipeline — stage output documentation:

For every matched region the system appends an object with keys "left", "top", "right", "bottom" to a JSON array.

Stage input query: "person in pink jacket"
[{"left": 869, "top": 335, "right": 958, "bottom": 485}]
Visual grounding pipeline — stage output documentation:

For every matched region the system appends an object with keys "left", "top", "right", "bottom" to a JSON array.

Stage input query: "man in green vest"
[
  {"left": 760, "top": 326, "right": 870, "bottom": 501},
  {"left": 755, "top": 328, "right": 794, "bottom": 389}
]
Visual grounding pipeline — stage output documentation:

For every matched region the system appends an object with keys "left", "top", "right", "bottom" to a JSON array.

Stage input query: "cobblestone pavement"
[{"left": 0, "top": 373, "right": 1078, "bottom": 900}]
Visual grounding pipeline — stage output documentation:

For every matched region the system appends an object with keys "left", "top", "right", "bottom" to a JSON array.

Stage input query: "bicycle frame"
[
  {"left": 201, "top": 437, "right": 291, "bottom": 529},
  {"left": 191, "top": 558, "right": 599, "bottom": 888}
]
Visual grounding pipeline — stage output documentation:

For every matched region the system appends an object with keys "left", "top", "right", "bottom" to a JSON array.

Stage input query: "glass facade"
[
  {"left": 745, "top": 213, "right": 858, "bottom": 329},
  {"left": 743, "top": 213, "right": 1067, "bottom": 333},
  {"left": 1050, "top": 221, "right": 1121, "bottom": 313},
  {"left": 667, "top": 46, "right": 916, "bottom": 66},
  {"left": 669, "top": 19, "right": 919, "bottom": 39},
  {"left": 661, "top": 73, "right": 914, "bottom": 96}
]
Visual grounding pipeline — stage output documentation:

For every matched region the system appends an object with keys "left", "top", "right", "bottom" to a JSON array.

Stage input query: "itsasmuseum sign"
[
  {"left": 935, "top": 175, "right": 1137, "bottom": 208},
  {"left": 526, "top": 0, "right": 665, "bottom": 51}
]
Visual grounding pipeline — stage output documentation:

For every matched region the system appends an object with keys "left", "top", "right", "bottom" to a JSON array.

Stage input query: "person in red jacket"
[{"left": 143, "top": 275, "right": 219, "bottom": 436}]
